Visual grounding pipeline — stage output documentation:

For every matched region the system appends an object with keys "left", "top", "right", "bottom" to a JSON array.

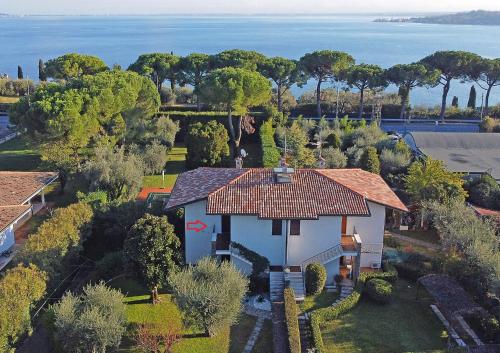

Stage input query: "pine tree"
[
  {"left": 467, "top": 85, "right": 477, "bottom": 109},
  {"left": 38, "top": 59, "right": 47, "bottom": 81},
  {"left": 451, "top": 96, "right": 459, "bottom": 108},
  {"left": 17, "top": 65, "right": 23, "bottom": 80}
]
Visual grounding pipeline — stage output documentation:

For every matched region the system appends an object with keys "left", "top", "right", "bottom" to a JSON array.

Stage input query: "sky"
[{"left": 2, "top": 0, "right": 499, "bottom": 16}]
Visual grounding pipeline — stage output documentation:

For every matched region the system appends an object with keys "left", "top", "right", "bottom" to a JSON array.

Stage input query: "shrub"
[
  {"left": 305, "top": 263, "right": 327, "bottom": 295},
  {"left": 0, "top": 264, "right": 47, "bottom": 352},
  {"left": 169, "top": 257, "right": 248, "bottom": 337},
  {"left": 284, "top": 287, "right": 301, "bottom": 353},
  {"left": 384, "top": 236, "right": 401, "bottom": 249},
  {"left": 322, "top": 147, "right": 347, "bottom": 168},
  {"left": 260, "top": 119, "right": 281, "bottom": 167},
  {"left": 52, "top": 282, "right": 127, "bottom": 353},
  {"left": 393, "top": 262, "right": 428, "bottom": 281},
  {"left": 94, "top": 251, "right": 123, "bottom": 281},
  {"left": 365, "top": 278, "right": 393, "bottom": 304},
  {"left": 360, "top": 146, "right": 380, "bottom": 174},
  {"left": 185, "top": 120, "right": 230, "bottom": 168},
  {"left": 17, "top": 203, "right": 94, "bottom": 280},
  {"left": 466, "top": 312, "right": 500, "bottom": 343}
]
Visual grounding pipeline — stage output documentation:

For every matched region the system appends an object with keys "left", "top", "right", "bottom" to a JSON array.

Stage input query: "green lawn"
[
  {"left": 0, "top": 136, "right": 41, "bottom": 171},
  {"left": 142, "top": 145, "right": 187, "bottom": 188},
  {"left": 299, "top": 291, "right": 339, "bottom": 313},
  {"left": 111, "top": 277, "right": 258, "bottom": 353},
  {"left": 393, "top": 229, "right": 440, "bottom": 245},
  {"left": 252, "top": 319, "right": 273, "bottom": 353},
  {"left": 321, "top": 280, "right": 447, "bottom": 353}
]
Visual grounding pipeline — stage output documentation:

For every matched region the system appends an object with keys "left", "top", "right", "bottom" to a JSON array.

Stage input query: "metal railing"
[{"left": 301, "top": 243, "right": 343, "bottom": 270}]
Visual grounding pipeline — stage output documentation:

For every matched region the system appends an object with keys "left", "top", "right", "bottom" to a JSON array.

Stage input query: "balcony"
[{"left": 341, "top": 234, "right": 359, "bottom": 254}]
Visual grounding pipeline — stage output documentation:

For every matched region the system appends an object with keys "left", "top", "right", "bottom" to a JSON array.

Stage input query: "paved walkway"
[
  {"left": 271, "top": 302, "right": 287, "bottom": 353},
  {"left": 385, "top": 230, "right": 439, "bottom": 251},
  {"left": 242, "top": 316, "right": 265, "bottom": 353}
]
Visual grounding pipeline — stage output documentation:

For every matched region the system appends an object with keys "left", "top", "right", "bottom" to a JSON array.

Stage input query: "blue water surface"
[{"left": 1, "top": 15, "right": 500, "bottom": 106}]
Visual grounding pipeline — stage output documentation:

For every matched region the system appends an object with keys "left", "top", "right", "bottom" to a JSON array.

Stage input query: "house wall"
[
  {"left": 184, "top": 200, "right": 221, "bottom": 264},
  {"left": 346, "top": 201, "right": 386, "bottom": 268},
  {"left": 0, "top": 227, "right": 15, "bottom": 253},
  {"left": 231, "top": 215, "right": 286, "bottom": 266}
]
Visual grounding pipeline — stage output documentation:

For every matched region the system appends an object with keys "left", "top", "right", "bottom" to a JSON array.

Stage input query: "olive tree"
[
  {"left": 169, "top": 257, "right": 248, "bottom": 337},
  {"left": 52, "top": 282, "right": 127, "bottom": 353},
  {"left": 197, "top": 67, "right": 271, "bottom": 157}
]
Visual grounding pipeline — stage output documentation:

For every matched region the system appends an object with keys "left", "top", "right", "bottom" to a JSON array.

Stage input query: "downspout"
[{"left": 285, "top": 220, "right": 289, "bottom": 267}]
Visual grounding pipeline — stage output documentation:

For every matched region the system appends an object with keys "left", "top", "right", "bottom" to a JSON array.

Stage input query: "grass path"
[{"left": 142, "top": 145, "right": 187, "bottom": 189}]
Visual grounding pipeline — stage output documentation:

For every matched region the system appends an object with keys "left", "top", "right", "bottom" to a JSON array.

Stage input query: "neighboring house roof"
[
  {"left": 469, "top": 204, "right": 500, "bottom": 219},
  {"left": 0, "top": 171, "right": 58, "bottom": 206},
  {"left": 0, "top": 205, "right": 31, "bottom": 233},
  {"left": 166, "top": 167, "right": 408, "bottom": 218},
  {"left": 0, "top": 171, "right": 58, "bottom": 234},
  {"left": 404, "top": 132, "right": 500, "bottom": 181},
  {"left": 317, "top": 169, "right": 408, "bottom": 212}
]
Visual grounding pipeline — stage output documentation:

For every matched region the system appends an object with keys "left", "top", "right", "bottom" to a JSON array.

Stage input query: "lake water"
[{"left": 1, "top": 15, "right": 500, "bottom": 107}]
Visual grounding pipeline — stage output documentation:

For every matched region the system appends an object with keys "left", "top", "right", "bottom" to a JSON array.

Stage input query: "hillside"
[{"left": 375, "top": 10, "right": 500, "bottom": 26}]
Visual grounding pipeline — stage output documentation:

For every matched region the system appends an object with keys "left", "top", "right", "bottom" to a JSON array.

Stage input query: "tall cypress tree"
[
  {"left": 467, "top": 85, "right": 477, "bottom": 109},
  {"left": 451, "top": 96, "right": 459, "bottom": 108},
  {"left": 38, "top": 59, "right": 47, "bottom": 81},
  {"left": 17, "top": 65, "right": 24, "bottom": 80}
]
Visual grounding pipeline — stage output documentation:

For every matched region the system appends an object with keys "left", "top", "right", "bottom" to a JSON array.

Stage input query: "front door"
[{"left": 341, "top": 216, "right": 347, "bottom": 235}]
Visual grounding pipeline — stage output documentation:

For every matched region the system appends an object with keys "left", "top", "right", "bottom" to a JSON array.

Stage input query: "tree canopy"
[
  {"left": 197, "top": 67, "right": 271, "bottom": 155},
  {"left": 185, "top": 120, "right": 230, "bottom": 169},
  {"left": 45, "top": 53, "right": 108, "bottom": 80},
  {"left": 299, "top": 50, "right": 355, "bottom": 118},
  {"left": 475, "top": 58, "right": 500, "bottom": 114},
  {"left": 211, "top": 49, "right": 266, "bottom": 71},
  {"left": 124, "top": 214, "right": 181, "bottom": 303},
  {"left": 259, "top": 57, "right": 304, "bottom": 112},
  {"left": 169, "top": 257, "right": 248, "bottom": 337},
  {"left": 385, "top": 63, "right": 440, "bottom": 119},
  {"left": 346, "top": 64, "right": 386, "bottom": 119},
  {"left": 128, "top": 53, "right": 181, "bottom": 92},
  {"left": 420, "top": 51, "right": 482, "bottom": 121},
  {"left": 180, "top": 53, "right": 212, "bottom": 110},
  {"left": 404, "top": 157, "right": 468, "bottom": 204}
]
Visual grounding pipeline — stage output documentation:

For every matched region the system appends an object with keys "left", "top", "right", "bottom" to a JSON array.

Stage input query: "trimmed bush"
[
  {"left": 305, "top": 263, "right": 327, "bottom": 295},
  {"left": 309, "top": 313, "right": 325, "bottom": 353},
  {"left": 284, "top": 287, "right": 301, "bottom": 353},
  {"left": 260, "top": 119, "right": 281, "bottom": 167},
  {"left": 365, "top": 278, "right": 393, "bottom": 304},
  {"left": 393, "top": 262, "right": 428, "bottom": 281}
]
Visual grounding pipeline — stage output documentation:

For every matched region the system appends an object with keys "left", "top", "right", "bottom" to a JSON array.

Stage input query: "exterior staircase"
[
  {"left": 284, "top": 271, "right": 305, "bottom": 301},
  {"left": 301, "top": 244, "right": 343, "bottom": 270},
  {"left": 332, "top": 279, "right": 355, "bottom": 305},
  {"left": 270, "top": 271, "right": 285, "bottom": 301}
]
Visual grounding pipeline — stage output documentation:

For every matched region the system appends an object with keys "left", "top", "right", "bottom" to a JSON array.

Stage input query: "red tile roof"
[
  {"left": 317, "top": 169, "right": 409, "bottom": 212},
  {"left": 470, "top": 204, "right": 500, "bottom": 218},
  {"left": 0, "top": 205, "right": 31, "bottom": 233},
  {"left": 207, "top": 169, "right": 369, "bottom": 218},
  {"left": 0, "top": 172, "right": 58, "bottom": 206},
  {"left": 166, "top": 168, "right": 248, "bottom": 209},
  {"left": 166, "top": 167, "right": 408, "bottom": 218}
]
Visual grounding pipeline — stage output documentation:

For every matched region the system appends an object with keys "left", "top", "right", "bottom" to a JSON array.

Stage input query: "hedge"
[
  {"left": 365, "top": 278, "right": 393, "bottom": 304},
  {"left": 284, "top": 287, "right": 301, "bottom": 353},
  {"left": 309, "top": 262, "right": 398, "bottom": 352},
  {"left": 259, "top": 119, "right": 281, "bottom": 167},
  {"left": 157, "top": 111, "right": 266, "bottom": 143}
]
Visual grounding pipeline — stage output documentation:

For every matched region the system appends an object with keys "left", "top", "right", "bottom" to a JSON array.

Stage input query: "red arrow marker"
[{"left": 186, "top": 220, "right": 208, "bottom": 233}]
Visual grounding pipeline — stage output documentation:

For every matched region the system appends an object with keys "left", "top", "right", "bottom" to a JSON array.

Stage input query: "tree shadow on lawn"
[{"left": 321, "top": 280, "right": 447, "bottom": 353}]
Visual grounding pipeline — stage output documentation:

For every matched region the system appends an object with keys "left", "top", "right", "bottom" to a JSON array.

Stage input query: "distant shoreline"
[{"left": 375, "top": 10, "right": 500, "bottom": 26}]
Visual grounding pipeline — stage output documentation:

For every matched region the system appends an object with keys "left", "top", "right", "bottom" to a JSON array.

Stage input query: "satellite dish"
[{"left": 240, "top": 149, "right": 248, "bottom": 158}]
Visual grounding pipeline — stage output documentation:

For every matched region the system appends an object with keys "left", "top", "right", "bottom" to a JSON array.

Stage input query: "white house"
[
  {"left": 0, "top": 171, "right": 58, "bottom": 268},
  {"left": 166, "top": 167, "right": 407, "bottom": 299}
]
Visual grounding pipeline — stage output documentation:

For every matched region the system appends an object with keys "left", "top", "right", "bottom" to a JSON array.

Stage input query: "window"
[
  {"left": 290, "top": 220, "right": 300, "bottom": 236},
  {"left": 272, "top": 220, "right": 282, "bottom": 235}
]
